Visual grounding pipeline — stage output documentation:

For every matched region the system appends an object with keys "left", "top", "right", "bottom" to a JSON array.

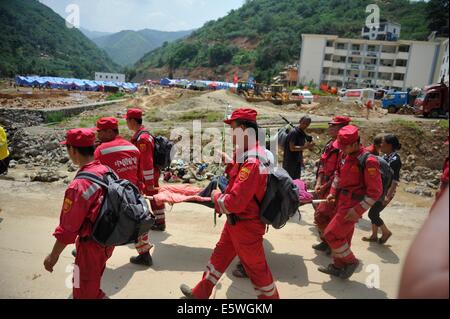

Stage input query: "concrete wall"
[
  {"left": 404, "top": 42, "right": 439, "bottom": 89},
  {"left": 299, "top": 36, "right": 327, "bottom": 86}
]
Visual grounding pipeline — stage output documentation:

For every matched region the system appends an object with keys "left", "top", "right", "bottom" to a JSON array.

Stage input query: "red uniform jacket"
[
  {"left": 131, "top": 127, "right": 155, "bottom": 191},
  {"left": 330, "top": 147, "right": 383, "bottom": 216},
  {"left": 53, "top": 161, "right": 110, "bottom": 245},
  {"left": 318, "top": 139, "right": 341, "bottom": 185},
  {"left": 214, "top": 144, "right": 268, "bottom": 220},
  {"left": 94, "top": 136, "right": 140, "bottom": 187}
]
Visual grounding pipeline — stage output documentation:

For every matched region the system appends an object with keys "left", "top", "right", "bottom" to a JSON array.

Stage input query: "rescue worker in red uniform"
[
  {"left": 319, "top": 125, "right": 383, "bottom": 279},
  {"left": 180, "top": 108, "right": 280, "bottom": 300},
  {"left": 313, "top": 116, "right": 351, "bottom": 255},
  {"left": 93, "top": 117, "right": 154, "bottom": 267},
  {"left": 44, "top": 128, "right": 114, "bottom": 299},
  {"left": 124, "top": 109, "right": 166, "bottom": 265}
]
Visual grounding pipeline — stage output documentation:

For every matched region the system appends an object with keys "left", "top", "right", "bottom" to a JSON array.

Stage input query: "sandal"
[
  {"left": 362, "top": 236, "right": 378, "bottom": 242},
  {"left": 379, "top": 233, "right": 393, "bottom": 245}
]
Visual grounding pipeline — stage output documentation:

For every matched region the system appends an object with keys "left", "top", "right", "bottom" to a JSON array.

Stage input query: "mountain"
[
  {"left": 80, "top": 27, "right": 113, "bottom": 40},
  {"left": 133, "top": 0, "right": 439, "bottom": 83},
  {"left": 93, "top": 29, "right": 193, "bottom": 66},
  {"left": 0, "top": 0, "right": 119, "bottom": 79}
]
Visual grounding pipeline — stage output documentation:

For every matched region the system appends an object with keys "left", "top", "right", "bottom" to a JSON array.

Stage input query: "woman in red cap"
[
  {"left": 320, "top": 125, "right": 383, "bottom": 279},
  {"left": 312, "top": 116, "right": 351, "bottom": 255},
  {"left": 44, "top": 128, "right": 114, "bottom": 299}
]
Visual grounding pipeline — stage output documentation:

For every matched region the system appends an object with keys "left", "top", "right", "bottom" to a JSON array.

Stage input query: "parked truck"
[
  {"left": 415, "top": 82, "right": 449, "bottom": 118},
  {"left": 382, "top": 92, "right": 410, "bottom": 113}
]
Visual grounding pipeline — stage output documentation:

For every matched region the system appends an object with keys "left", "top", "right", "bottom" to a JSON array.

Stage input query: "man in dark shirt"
[{"left": 283, "top": 116, "right": 314, "bottom": 179}]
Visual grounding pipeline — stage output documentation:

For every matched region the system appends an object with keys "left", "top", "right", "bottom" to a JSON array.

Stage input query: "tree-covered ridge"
[{"left": 0, "top": 0, "right": 118, "bottom": 78}]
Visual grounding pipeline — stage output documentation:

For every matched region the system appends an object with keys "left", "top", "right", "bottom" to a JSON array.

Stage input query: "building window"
[
  {"left": 325, "top": 54, "right": 332, "bottom": 61},
  {"left": 399, "top": 45, "right": 410, "bottom": 53},
  {"left": 352, "top": 44, "right": 360, "bottom": 51},
  {"left": 100, "top": 75, "right": 102, "bottom": 78},
  {"left": 336, "top": 43, "right": 346, "bottom": 50},
  {"left": 393, "top": 73, "right": 405, "bottom": 81},
  {"left": 396, "top": 59, "right": 407, "bottom": 67},
  {"left": 326, "top": 40, "right": 334, "bottom": 47}
]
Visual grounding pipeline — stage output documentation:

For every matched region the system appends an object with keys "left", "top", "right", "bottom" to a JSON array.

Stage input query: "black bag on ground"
[
  {"left": 358, "top": 152, "right": 394, "bottom": 202},
  {"left": 76, "top": 170, "right": 154, "bottom": 246}
]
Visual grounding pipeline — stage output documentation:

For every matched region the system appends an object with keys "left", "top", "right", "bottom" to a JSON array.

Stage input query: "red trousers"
[
  {"left": 192, "top": 219, "right": 279, "bottom": 299},
  {"left": 73, "top": 238, "right": 114, "bottom": 299},
  {"left": 324, "top": 194, "right": 359, "bottom": 269},
  {"left": 314, "top": 184, "right": 336, "bottom": 241}
]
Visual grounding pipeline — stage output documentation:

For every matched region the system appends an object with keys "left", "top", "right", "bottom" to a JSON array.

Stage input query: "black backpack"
[
  {"left": 246, "top": 154, "right": 301, "bottom": 229},
  {"left": 76, "top": 170, "right": 155, "bottom": 247},
  {"left": 358, "top": 152, "right": 394, "bottom": 201},
  {"left": 135, "top": 131, "right": 174, "bottom": 170}
]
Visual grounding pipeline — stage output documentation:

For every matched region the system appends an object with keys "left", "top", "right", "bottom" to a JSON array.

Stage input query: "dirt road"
[{"left": 0, "top": 178, "right": 432, "bottom": 299}]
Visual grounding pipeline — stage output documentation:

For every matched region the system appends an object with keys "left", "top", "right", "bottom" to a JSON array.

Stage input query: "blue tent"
[{"left": 160, "top": 78, "right": 171, "bottom": 86}]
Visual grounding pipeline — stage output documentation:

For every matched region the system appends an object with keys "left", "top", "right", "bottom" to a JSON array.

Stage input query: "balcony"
[
  {"left": 379, "top": 65, "right": 395, "bottom": 73},
  {"left": 397, "top": 52, "right": 409, "bottom": 59},
  {"left": 325, "top": 47, "right": 335, "bottom": 54},
  {"left": 330, "top": 62, "right": 347, "bottom": 69},
  {"left": 366, "top": 51, "right": 379, "bottom": 58},
  {"left": 394, "top": 66, "right": 407, "bottom": 74},
  {"left": 350, "top": 64, "right": 362, "bottom": 70},
  {"left": 364, "top": 65, "right": 377, "bottom": 71},
  {"left": 350, "top": 50, "right": 362, "bottom": 56},
  {"left": 323, "top": 74, "right": 344, "bottom": 82},
  {"left": 334, "top": 49, "right": 348, "bottom": 56},
  {"left": 323, "top": 60, "right": 333, "bottom": 68},
  {"left": 380, "top": 52, "right": 397, "bottom": 60}
]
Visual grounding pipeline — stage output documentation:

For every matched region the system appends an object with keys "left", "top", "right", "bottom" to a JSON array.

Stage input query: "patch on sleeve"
[
  {"left": 239, "top": 167, "right": 251, "bottom": 181},
  {"left": 62, "top": 198, "right": 73, "bottom": 214},
  {"left": 139, "top": 143, "right": 147, "bottom": 152},
  {"left": 367, "top": 167, "right": 377, "bottom": 177}
]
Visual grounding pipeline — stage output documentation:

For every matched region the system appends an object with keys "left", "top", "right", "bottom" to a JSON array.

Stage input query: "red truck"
[{"left": 415, "top": 82, "right": 449, "bottom": 118}]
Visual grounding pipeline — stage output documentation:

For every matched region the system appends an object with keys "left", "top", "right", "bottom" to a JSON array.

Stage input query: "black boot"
[
  {"left": 313, "top": 242, "right": 331, "bottom": 255},
  {"left": 130, "top": 252, "right": 153, "bottom": 267},
  {"left": 318, "top": 264, "right": 343, "bottom": 278},
  {"left": 180, "top": 284, "right": 195, "bottom": 299},
  {"left": 151, "top": 224, "right": 166, "bottom": 232},
  {"left": 340, "top": 261, "right": 360, "bottom": 280}
]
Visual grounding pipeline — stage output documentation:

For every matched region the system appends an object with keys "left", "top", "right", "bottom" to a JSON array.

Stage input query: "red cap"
[
  {"left": 123, "top": 108, "right": 143, "bottom": 120},
  {"left": 94, "top": 117, "right": 119, "bottom": 131},
  {"left": 224, "top": 108, "right": 257, "bottom": 125},
  {"left": 333, "top": 125, "right": 360, "bottom": 150},
  {"left": 329, "top": 116, "right": 352, "bottom": 126},
  {"left": 60, "top": 128, "right": 96, "bottom": 147}
]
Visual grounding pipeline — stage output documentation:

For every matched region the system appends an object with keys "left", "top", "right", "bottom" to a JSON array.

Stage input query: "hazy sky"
[{"left": 39, "top": 0, "right": 245, "bottom": 32}]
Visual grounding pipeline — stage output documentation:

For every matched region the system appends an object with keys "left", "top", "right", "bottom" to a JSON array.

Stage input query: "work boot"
[
  {"left": 318, "top": 264, "right": 343, "bottom": 278},
  {"left": 340, "top": 261, "right": 360, "bottom": 280},
  {"left": 313, "top": 242, "right": 332, "bottom": 255},
  {"left": 151, "top": 224, "right": 166, "bottom": 232},
  {"left": 130, "top": 252, "right": 153, "bottom": 267},
  {"left": 71, "top": 249, "right": 77, "bottom": 258},
  {"left": 180, "top": 284, "right": 196, "bottom": 299},
  {"left": 232, "top": 263, "right": 248, "bottom": 278}
]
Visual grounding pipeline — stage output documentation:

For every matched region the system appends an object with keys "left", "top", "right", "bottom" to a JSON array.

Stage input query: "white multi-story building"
[
  {"left": 299, "top": 34, "right": 449, "bottom": 90},
  {"left": 95, "top": 72, "right": 125, "bottom": 82}
]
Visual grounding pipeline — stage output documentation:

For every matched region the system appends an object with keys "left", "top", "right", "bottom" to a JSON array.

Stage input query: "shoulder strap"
[
  {"left": 357, "top": 152, "right": 372, "bottom": 171},
  {"left": 135, "top": 130, "right": 153, "bottom": 143},
  {"left": 75, "top": 172, "right": 108, "bottom": 188},
  {"left": 75, "top": 168, "right": 116, "bottom": 188}
]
